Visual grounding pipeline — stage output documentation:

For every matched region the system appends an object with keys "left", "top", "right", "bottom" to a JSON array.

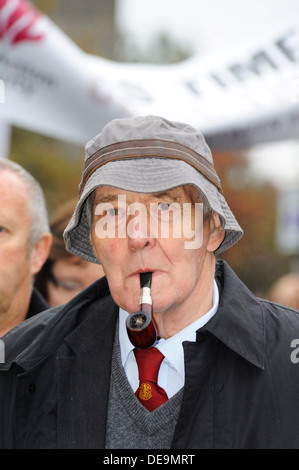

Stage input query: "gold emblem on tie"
[{"left": 139, "top": 383, "right": 152, "bottom": 401}]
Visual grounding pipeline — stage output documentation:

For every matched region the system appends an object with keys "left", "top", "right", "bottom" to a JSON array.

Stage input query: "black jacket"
[
  {"left": 0, "top": 260, "right": 299, "bottom": 449},
  {"left": 26, "top": 288, "right": 49, "bottom": 320}
]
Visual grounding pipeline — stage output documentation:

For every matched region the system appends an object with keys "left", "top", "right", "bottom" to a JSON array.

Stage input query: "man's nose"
[{"left": 127, "top": 209, "right": 155, "bottom": 251}]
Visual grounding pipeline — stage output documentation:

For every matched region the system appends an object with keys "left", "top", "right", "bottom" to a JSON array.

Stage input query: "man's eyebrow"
[
  {"left": 94, "top": 190, "right": 182, "bottom": 204},
  {"left": 151, "top": 191, "right": 181, "bottom": 202},
  {"left": 94, "top": 194, "right": 118, "bottom": 204}
]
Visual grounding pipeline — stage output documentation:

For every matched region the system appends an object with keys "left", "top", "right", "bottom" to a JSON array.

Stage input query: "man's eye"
[
  {"left": 158, "top": 203, "right": 170, "bottom": 212},
  {"left": 107, "top": 207, "right": 126, "bottom": 216},
  {"left": 107, "top": 208, "right": 118, "bottom": 216}
]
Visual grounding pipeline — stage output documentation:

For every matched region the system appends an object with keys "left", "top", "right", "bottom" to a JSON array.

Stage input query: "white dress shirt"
[{"left": 119, "top": 279, "right": 219, "bottom": 398}]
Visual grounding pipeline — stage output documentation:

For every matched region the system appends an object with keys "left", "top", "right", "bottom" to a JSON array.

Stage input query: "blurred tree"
[
  {"left": 115, "top": 30, "right": 193, "bottom": 64},
  {"left": 32, "top": 0, "right": 59, "bottom": 15},
  {"left": 10, "top": 127, "right": 83, "bottom": 216},
  {"left": 213, "top": 150, "right": 290, "bottom": 295},
  {"left": 33, "top": 0, "right": 116, "bottom": 58}
]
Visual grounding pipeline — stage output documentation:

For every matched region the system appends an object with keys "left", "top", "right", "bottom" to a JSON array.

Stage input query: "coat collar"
[
  {"left": 56, "top": 294, "right": 119, "bottom": 449},
  {"left": 26, "top": 288, "right": 49, "bottom": 320},
  {"left": 201, "top": 260, "right": 265, "bottom": 370},
  {"left": 0, "top": 261, "right": 265, "bottom": 372},
  {"left": 0, "top": 276, "right": 112, "bottom": 371}
]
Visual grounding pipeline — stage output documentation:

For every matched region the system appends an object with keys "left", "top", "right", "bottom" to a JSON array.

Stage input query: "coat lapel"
[
  {"left": 172, "top": 333, "right": 222, "bottom": 448},
  {"left": 172, "top": 261, "right": 266, "bottom": 449},
  {"left": 56, "top": 295, "right": 118, "bottom": 449}
]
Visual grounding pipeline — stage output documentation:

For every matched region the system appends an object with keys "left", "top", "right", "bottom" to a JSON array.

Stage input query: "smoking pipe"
[{"left": 126, "top": 272, "right": 158, "bottom": 349}]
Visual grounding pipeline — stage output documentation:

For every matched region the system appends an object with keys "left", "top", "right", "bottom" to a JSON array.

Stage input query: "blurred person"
[
  {"left": 1, "top": 116, "right": 299, "bottom": 450},
  {"left": 0, "top": 159, "right": 52, "bottom": 337},
  {"left": 267, "top": 273, "right": 299, "bottom": 310},
  {"left": 35, "top": 199, "right": 104, "bottom": 307}
]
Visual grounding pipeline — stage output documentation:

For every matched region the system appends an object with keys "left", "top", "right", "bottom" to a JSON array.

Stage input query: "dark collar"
[
  {"left": 1, "top": 263, "right": 265, "bottom": 372},
  {"left": 0, "top": 277, "right": 113, "bottom": 371},
  {"left": 26, "top": 288, "right": 49, "bottom": 319},
  {"left": 201, "top": 260, "right": 265, "bottom": 370}
]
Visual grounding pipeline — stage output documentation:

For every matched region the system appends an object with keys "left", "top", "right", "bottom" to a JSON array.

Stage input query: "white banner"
[{"left": 1, "top": 0, "right": 299, "bottom": 149}]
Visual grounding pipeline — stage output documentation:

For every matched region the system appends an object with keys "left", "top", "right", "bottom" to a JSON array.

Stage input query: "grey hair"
[{"left": 0, "top": 159, "right": 50, "bottom": 250}]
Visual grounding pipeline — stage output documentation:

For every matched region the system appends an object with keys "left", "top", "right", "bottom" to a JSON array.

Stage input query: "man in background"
[
  {"left": 34, "top": 198, "right": 104, "bottom": 307},
  {"left": 0, "top": 159, "right": 52, "bottom": 337}
]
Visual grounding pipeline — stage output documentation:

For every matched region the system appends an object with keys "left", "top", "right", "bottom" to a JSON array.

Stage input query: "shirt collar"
[
  {"left": 120, "top": 260, "right": 267, "bottom": 372},
  {"left": 119, "top": 279, "right": 219, "bottom": 378}
]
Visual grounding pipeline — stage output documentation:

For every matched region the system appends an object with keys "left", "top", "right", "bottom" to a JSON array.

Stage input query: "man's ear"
[
  {"left": 30, "top": 232, "right": 53, "bottom": 276},
  {"left": 89, "top": 228, "right": 101, "bottom": 262},
  {"left": 206, "top": 213, "right": 225, "bottom": 253}
]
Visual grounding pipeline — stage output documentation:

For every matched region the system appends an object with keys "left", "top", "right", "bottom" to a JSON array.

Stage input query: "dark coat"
[
  {"left": 26, "top": 288, "right": 49, "bottom": 320},
  {"left": 1, "top": 260, "right": 299, "bottom": 449}
]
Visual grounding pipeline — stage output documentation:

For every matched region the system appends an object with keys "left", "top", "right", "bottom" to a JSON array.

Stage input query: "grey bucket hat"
[{"left": 64, "top": 115, "right": 243, "bottom": 263}]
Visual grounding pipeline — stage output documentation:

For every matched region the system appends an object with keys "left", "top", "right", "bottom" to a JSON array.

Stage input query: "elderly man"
[
  {"left": 0, "top": 116, "right": 299, "bottom": 449},
  {"left": 0, "top": 159, "right": 52, "bottom": 337}
]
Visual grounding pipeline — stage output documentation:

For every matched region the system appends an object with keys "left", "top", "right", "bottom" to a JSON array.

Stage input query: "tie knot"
[{"left": 134, "top": 347, "right": 164, "bottom": 383}]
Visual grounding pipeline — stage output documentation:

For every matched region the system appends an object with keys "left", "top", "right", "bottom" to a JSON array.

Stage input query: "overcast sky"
[{"left": 116, "top": 0, "right": 298, "bottom": 53}]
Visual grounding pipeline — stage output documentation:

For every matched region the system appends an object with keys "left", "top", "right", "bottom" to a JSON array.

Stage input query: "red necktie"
[{"left": 134, "top": 347, "right": 168, "bottom": 412}]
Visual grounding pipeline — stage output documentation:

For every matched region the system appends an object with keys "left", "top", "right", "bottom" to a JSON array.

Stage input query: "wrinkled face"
[
  {"left": 89, "top": 185, "right": 222, "bottom": 319},
  {"left": 47, "top": 256, "right": 104, "bottom": 307},
  {"left": 0, "top": 170, "right": 35, "bottom": 315}
]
